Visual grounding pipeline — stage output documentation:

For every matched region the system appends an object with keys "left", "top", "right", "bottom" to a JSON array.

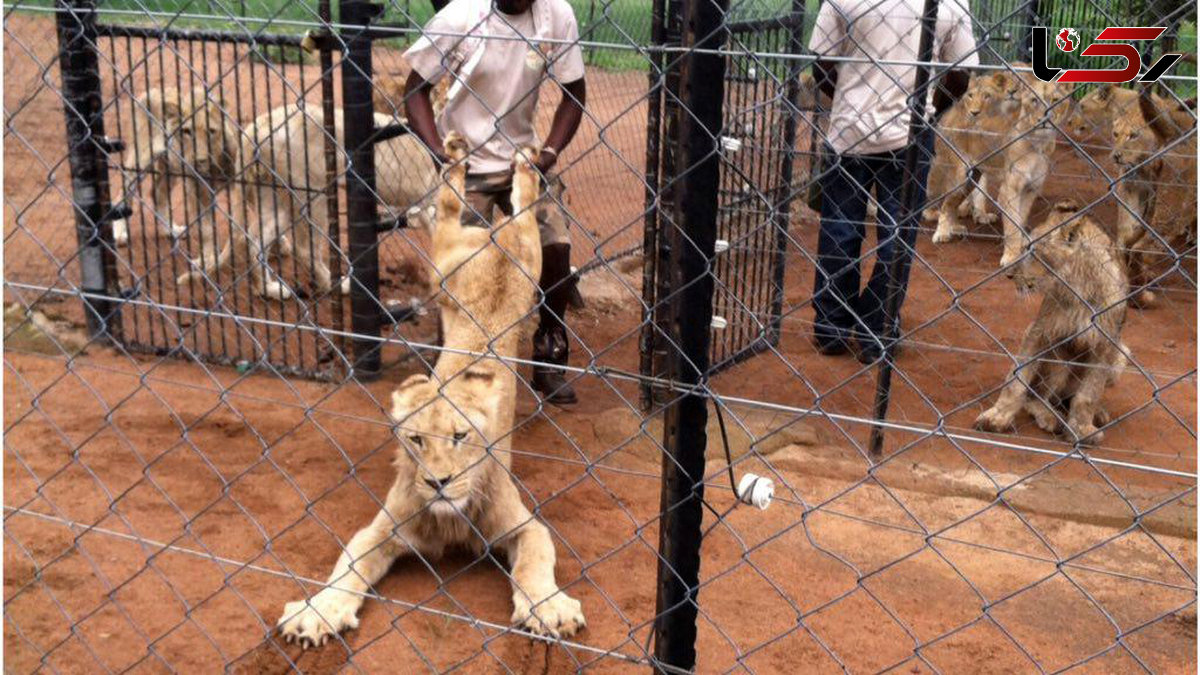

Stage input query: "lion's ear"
[
  {"left": 990, "top": 71, "right": 1010, "bottom": 87},
  {"left": 390, "top": 373, "right": 432, "bottom": 421},
  {"left": 1096, "top": 84, "right": 1114, "bottom": 102}
]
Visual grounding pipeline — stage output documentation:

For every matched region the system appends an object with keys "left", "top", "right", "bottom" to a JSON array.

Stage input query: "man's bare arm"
[
  {"left": 403, "top": 69, "right": 449, "bottom": 165},
  {"left": 536, "top": 78, "right": 586, "bottom": 173}
]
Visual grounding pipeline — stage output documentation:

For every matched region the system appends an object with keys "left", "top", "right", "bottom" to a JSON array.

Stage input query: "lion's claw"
[
  {"left": 512, "top": 591, "right": 585, "bottom": 639},
  {"left": 277, "top": 592, "right": 360, "bottom": 649}
]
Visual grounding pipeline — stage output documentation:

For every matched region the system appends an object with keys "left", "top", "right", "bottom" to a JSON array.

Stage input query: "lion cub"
[
  {"left": 278, "top": 133, "right": 584, "bottom": 647},
  {"left": 975, "top": 202, "right": 1128, "bottom": 444},
  {"left": 925, "top": 69, "right": 1022, "bottom": 242}
]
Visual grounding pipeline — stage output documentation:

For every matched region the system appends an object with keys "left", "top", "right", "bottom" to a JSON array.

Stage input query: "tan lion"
[
  {"left": 1068, "top": 84, "right": 1193, "bottom": 142},
  {"left": 975, "top": 201, "right": 1128, "bottom": 444},
  {"left": 277, "top": 133, "right": 584, "bottom": 647},
  {"left": 111, "top": 85, "right": 239, "bottom": 252},
  {"left": 995, "top": 72, "right": 1077, "bottom": 270},
  {"left": 176, "top": 104, "right": 438, "bottom": 300},
  {"left": 925, "top": 69, "right": 1022, "bottom": 242},
  {"left": 1108, "top": 90, "right": 1197, "bottom": 307}
]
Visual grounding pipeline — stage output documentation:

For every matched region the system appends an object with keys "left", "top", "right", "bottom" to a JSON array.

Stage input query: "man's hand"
[{"left": 534, "top": 149, "right": 557, "bottom": 175}]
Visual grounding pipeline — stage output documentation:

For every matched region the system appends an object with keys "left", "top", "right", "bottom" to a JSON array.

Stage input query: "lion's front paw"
[
  {"left": 932, "top": 213, "right": 966, "bottom": 244},
  {"left": 260, "top": 280, "right": 294, "bottom": 301},
  {"left": 1064, "top": 421, "right": 1103, "bottom": 445},
  {"left": 513, "top": 145, "right": 538, "bottom": 170},
  {"left": 278, "top": 591, "right": 361, "bottom": 648},
  {"left": 512, "top": 591, "right": 585, "bottom": 639},
  {"left": 443, "top": 131, "right": 468, "bottom": 160},
  {"left": 973, "top": 211, "right": 997, "bottom": 226},
  {"left": 975, "top": 406, "right": 1016, "bottom": 433}
]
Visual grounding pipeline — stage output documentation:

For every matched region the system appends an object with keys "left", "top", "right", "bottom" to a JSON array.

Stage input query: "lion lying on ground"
[
  {"left": 975, "top": 201, "right": 1129, "bottom": 444},
  {"left": 111, "top": 85, "right": 239, "bottom": 252},
  {"left": 176, "top": 103, "right": 438, "bottom": 300},
  {"left": 924, "top": 69, "right": 1022, "bottom": 242},
  {"left": 277, "top": 133, "right": 584, "bottom": 646}
]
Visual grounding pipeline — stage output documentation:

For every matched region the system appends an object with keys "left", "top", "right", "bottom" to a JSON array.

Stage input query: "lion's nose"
[{"left": 424, "top": 476, "right": 451, "bottom": 491}]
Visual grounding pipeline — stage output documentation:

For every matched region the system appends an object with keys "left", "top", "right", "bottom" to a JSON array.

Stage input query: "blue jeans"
[{"left": 812, "top": 129, "right": 935, "bottom": 349}]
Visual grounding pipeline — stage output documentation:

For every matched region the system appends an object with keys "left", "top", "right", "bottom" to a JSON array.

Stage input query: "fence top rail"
[
  {"left": 12, "top": 3, "right": 1198, "bottom": 84},
  {"left": 92, "top": 21, "right": 309, "bottom": 46}
]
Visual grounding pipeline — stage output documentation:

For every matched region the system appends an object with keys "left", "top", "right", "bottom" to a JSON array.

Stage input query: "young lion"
[
  {"left": 975, "top": 201, "right": 1128, "bottom": 444},
  {"left": 995, "top": 73, "right": 1077, "bottom": 270},
  {"left": 111, "top": 85, "right": 239, "bottom": 251},
  {"left": 925, "top": 69, "right": 1022, "bottom": 242},
  {"left": 176, "top": 104, "right": 438, "bottom": 299},
  {"left": 277, "top": 133, "right": 584, "bottom": 647},
  {"left": 1108, "top": 90, "right": 1197, "bottom": 307}
]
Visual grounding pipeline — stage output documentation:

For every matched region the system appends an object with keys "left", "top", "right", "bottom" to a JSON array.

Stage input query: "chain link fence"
[{"left": 4, "top": 0, "right": 1196, "bottom": 671}]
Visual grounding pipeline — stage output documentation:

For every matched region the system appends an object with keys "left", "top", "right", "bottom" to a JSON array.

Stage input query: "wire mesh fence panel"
[
  {"left": 3, "top": 0, "right": 1197, "bottom": 672},
  {"left": 97, "top": 27, "right": 349, "bottom": 376}
]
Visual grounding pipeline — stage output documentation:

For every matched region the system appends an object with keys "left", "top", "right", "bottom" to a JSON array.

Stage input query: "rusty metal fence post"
[{"left": 650, "top": 0, "right": 729, "bottom": 669}]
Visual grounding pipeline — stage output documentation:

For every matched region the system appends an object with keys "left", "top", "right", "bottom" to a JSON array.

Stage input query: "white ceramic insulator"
[
  {"left": 714, "top": 239, "right": 730, "bottom": 254},
  {"left": 720, "top": 136, "right": 743, "bottom": 153},
  {"left": 736, "top": 473, "right": 774, "bottom": 510},
  {"left": 711, "top": 315, "right": 728, "bottom": 330}
]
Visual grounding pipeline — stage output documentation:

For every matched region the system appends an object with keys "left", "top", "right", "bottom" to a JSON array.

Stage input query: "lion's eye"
[
  {"left": 408, "top": 435, "right": 423, "bottom": 447},
  {"left": 453, "top": 431, "right": 468, "bottom": 443}
]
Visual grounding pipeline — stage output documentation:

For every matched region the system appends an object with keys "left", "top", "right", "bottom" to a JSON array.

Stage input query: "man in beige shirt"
[
  {"left": 404, "top": 0, "right": 587, "bottom": 404},
  {"left": 808, "top": 0, "right": 977, "bottom": 363}
]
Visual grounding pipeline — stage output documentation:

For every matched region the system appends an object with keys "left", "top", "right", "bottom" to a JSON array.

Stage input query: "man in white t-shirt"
[
  {"left": 403, "top": 0, "right": 587, "bottom": 404},
  {"left": 808, "top": 0, "right": 977, "bottom": 364}
]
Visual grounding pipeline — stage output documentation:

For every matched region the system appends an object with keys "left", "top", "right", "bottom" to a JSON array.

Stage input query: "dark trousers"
[{"left": 812, "top": 129, "right": 934, "bottom": 349}]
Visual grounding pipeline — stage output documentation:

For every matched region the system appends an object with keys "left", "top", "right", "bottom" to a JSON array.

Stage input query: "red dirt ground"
[{"left": 5, "top": 12, "right": 1197, "bottom": 674}]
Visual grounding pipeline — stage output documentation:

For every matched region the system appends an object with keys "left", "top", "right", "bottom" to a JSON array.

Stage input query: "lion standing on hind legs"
[
  {"left": 975, "top": 202, "right": 1129, "bottom": 445},
  {"left": 277, "top": 132, "right": 584, "bottom": 647}
]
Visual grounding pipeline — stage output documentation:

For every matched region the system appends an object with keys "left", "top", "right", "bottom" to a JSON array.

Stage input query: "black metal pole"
[
  {"left": 340, "top": 0, "right": 383, "bottom": 378},
  {"left": 56, "top": 0, "right": 122, "bottom": 343},
  {"left": 767, "top": 0, "right": 807, "bottom": 346},
  {"left": 1021, "top": 0, "right": 1040, "bottom": 61},
  {"left": 640, "top": 0, "right": 668, "bottom": 411},
  {"left": 651, "top": 0, "right": 728, "bottom": 669},
  {"left": 867, "top": 0, "right": 939, "bottom": 459}
]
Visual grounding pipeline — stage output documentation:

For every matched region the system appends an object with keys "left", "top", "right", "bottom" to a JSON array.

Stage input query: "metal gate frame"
[
  {"left": 639, "top": 0, "right": 805, "bottom": 409},
  {"left": 55, "top": 0, "right": 410, "bottom": 380}
]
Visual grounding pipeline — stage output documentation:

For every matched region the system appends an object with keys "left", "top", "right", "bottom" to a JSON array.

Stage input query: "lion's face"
[
  {"left": 963, "top": 71, "right": 1020, "bottom": 118},
  {"left": 1012, "top": 202, "right": 1084, "bottom": 294},
  {"left": 1070, "top": 85, "right": 1117, "bottom": 138},
  {"left": 390, "top": 373, "right": 499, "bottom": 517},
  {"left": 1111, "top": 111, "right": 1156, "bottom": 168},
  {"left": 1016, "top": 77, "right": 1074, "bottom": 127}
]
